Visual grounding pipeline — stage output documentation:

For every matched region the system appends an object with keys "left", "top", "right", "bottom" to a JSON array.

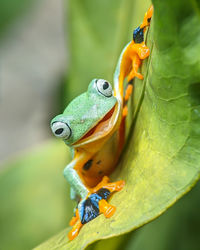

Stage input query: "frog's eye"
[
  {"left": 51, "top": 121, "right": 71, "bottom": 139},
  {"left": 96, "top": 79, "right": 112, "bottom": 97}
]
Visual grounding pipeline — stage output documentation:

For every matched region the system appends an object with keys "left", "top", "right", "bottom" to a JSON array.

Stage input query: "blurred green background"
[{"left": 0, "top": 0, "right": 199, "bottom": 250}]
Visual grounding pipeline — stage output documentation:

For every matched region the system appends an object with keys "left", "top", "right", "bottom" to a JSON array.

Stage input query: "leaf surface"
[{"left": 124, "top": 181, "right": 200, "bottom": 250}]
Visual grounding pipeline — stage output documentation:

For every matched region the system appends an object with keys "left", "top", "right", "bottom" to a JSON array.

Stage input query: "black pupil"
[
  {"left": 55, "top": 128, "right": 64, "bottom": 135},
  {"left": 103, "top": 82, "right": 109, "bottom": 90}
]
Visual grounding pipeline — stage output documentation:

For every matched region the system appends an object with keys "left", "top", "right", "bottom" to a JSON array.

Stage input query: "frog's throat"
[{"left": 72, "top": 100, "right": 121, "bottom": 147}]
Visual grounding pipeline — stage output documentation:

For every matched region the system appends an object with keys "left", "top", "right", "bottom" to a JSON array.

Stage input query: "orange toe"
[
  {"left": 69, "top": 209, "right": 79, "bottom": 226},
  {"left": 68, "top": 220, "right": 82, "bottom": 241},
  {"left": 136, "top": 73, "right": 144, "bottom": 80},
  {"left": 69, "top": 217, "right": 77, "bottom": 226},
  {"left": 122, "top": 106, "right": 128, "bottom": 117},
  {"left": 102, "top": 180, "right": 125, "bottom": 193},
  {"left": 99, "top": 199, "right": 116, "bottom": 218},
  {"left": 115, "top": 180, "right": 125, "bottom": 191},
  {"left": 127, "top": 71, "right": 143, "bottom": 82},
  {"left": 124, "top": 85, "right": 133, "bottom": 102}
]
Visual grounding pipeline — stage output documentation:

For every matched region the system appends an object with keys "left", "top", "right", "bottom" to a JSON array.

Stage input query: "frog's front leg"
[
  {"left": 64, "top": 153, "right": 92, "bottom": 240},
  {"left": 63, "top": 153, "right": 91, "bottom": 199},
  {"left": 63, "top": 159, "right": 90, "bottom": 200},
  {"left": 70, "top": 187, "right": 80, "bottom": 202}
]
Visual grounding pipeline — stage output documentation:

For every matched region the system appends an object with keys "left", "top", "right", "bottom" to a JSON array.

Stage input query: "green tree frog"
[{"left": 50, "top": 6, "right": 153, "bottom": 240}]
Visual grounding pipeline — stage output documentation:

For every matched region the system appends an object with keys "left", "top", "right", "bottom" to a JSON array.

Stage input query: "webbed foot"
[{"left": 68, "top": 177, "right": 125, "bottom": 240}]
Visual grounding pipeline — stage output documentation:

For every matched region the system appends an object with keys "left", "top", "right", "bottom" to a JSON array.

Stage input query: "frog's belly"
[{"left": 81, "top": 132, "right": 119, "bottom": 187}]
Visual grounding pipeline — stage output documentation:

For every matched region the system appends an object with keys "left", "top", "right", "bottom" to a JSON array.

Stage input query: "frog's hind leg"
[
  {"left": 119, "top": 56, "right": 142, "bottom": 152},
  {"left": 77, "top": 177, "right": 125, "bottom": 231},
  {"left": 127, "top": 54, "right": 142, "bottom": 83},
  {"left": 123, "top": 4, "right": 153, "bottom": 116},
  {"left": 122, "top": 75, "right": 135, "bottom": 119}
]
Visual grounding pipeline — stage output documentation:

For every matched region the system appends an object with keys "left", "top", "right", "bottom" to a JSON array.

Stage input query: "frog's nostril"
[{"left": 55, "top": 128, "right": 64, "bottom": 135}]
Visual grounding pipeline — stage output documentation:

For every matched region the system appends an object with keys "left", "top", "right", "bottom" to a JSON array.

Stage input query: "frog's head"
[{"left": 50, "top": 79, "right": 119, "bottom": 146}]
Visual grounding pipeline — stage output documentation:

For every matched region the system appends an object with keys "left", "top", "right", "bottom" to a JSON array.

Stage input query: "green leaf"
[
  {"left": 124, "top": 181, "right": 200, "bottom": 250},
  {"left": 0, "top": 140, "right": 73, "bottom": 250},
  {"left": 36, "top": 0, "right": 200, "bottom": 249}
]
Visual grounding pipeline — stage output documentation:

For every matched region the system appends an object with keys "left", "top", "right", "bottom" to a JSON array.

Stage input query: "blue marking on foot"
[
  {"left": 133, "top": 26, "right": 144, "bottom": 43},
  {"left": 80, "top": 188, "right": 111, "bottom": 224}
]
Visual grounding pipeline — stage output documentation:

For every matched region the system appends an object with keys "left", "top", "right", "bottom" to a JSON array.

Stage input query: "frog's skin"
[{"left": 50, "top": 6, "right": 153, "bottom": 241}]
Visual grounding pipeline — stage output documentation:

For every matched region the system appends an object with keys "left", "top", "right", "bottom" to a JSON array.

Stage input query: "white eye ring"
[
  {"left": 95, "top": 79, "right": 113, "bottom": 97},
  {"left": 51, "top": 121, "right": 71, "bottom": 139}
]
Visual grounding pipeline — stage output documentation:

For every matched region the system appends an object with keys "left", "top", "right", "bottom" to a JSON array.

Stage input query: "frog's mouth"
[{"left": 73, "top": 102, "right": 120, "bottom": 146}]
